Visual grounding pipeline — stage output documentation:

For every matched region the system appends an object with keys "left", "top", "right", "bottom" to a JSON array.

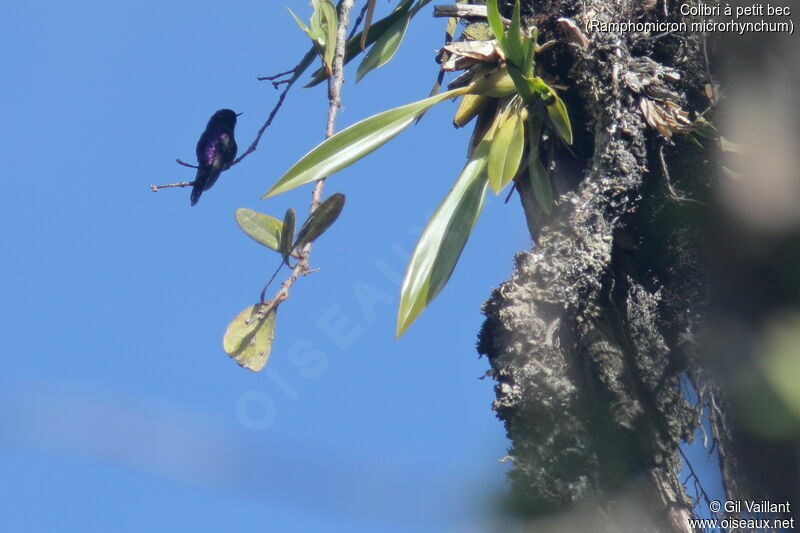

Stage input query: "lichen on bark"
[{"left": 477, "top": 0, "right": 714, "bottom": 530}]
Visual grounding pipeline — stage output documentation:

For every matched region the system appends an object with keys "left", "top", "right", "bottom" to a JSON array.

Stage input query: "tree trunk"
[{"left": 478, "top": 0, "right": 799, "bottom": 530}]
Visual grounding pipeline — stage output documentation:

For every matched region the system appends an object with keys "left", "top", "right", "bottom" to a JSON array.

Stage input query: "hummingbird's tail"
[
  {"left": 190, "top": 167, "right": 211, "bottom": 206},
  {"left": 189, "top": 165, "right": 224, "bottom": 206},
  {"left": 190, "top": 182, "right": 203, "bottom": 206}
]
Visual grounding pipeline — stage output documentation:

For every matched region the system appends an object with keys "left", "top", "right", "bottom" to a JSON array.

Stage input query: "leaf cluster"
[{"left": 224, "top": 0, "right": 576, "bottom": 371}]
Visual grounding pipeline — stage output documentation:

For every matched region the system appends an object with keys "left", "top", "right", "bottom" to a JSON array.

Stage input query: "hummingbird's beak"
[{"left": 236, "top": 112, "right": 243, "bottom": 117}]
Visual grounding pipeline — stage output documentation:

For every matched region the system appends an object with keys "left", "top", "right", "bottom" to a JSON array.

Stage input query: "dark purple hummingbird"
[{"left": 190, "top": 109, "right": 240, "bottom": 206}]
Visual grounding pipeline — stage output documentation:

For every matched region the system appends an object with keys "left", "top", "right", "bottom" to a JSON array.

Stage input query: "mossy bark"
[{"left": 477, "top": 0, "right": 798, "bottom": 530}]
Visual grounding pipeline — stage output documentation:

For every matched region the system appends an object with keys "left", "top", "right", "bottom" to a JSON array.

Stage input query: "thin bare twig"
[
  {"left": 256, "top": 0, "right": 356, "bottom": 317},
  {"left": 258, "top": 68, "right": 296, "bottom": 82},
  {"left": 150, "top": 160, "right": 198, "bottom": 191},
  {"left": 232, "top": 81, "right": 293, "bottom": 165},
  {"left": 149, "top": 181, "right": 193, "bottom": 192},
  {"left": 259, "top": 262, "right": 286, "bottom": 303},
  {"left": 701, "top": 34, "right": 718, "bottom": 106},
  {"left": 659, "top": 145, "right": 706, "bottom": 206},
  {"left": 233, "top": 47, "right": 320, "bottom": 167},
  {"left": 433, "top": 4, "right": 510, "bottom": 23},
  {"left": 679, "top": 447, "right": 717, "bottom": 519}
]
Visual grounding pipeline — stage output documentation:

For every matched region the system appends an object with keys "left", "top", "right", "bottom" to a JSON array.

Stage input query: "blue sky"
[{"left": 0, "top": 1, "right": 533, "bottom": 531}]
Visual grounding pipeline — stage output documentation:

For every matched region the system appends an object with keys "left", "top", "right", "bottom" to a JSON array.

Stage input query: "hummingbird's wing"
[
  {"left": 216, "top": 130, "right": 237, "bottom": 167},
  {"left": 198, "top": 130, "right": 236, "bottom": 168}
]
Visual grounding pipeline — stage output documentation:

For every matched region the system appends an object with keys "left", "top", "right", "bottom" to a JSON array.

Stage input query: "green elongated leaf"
[
  {"left": 306, "top": 0, "right": 414, "bottom": 87},
  {"left": 485, "top": 0, "right": 507, "bottom": 52},
  {"left": 546, "top": 90, "right": 573, "bottom": 145},
  {"left": 235, "top": 208, "right": 283, "bottom": 251},
  {"left": 396, "top": 139, "right": 491, "bottom": 336},
  {"left": 288, "top": 6, "right": 326, "bottom": 61},
  {"left": 308, "top": 0, "right": 326, "bottom": 42},
  {"left": 526, "top": 74, "right": 552, "bottom": 99},
  {"left": 223, "top": 305, "right": 277, "bottom": 372},
  {"left": 684, "top": 133, "right": 705, "bottom": 149},
  {"left": 509, "top": 71, "right": 573, "bottom": 146},
  {"left": 320, "top": 0, "right": 338, "bottom": 71},
  {"left": 521, "top": 36, "right": 535, "bottom": 77},
  {"left": 356, "top": 11, "right": 411, "bottom": 82},
  {"left": 506, "top": 66, "right": 539, "bottom": 107},
  {"left": 690, "top": 117, "right": 717, "bottom": 139},
  {"left": 294, "top": 193, "right": 346, "bottom": 250},
  {"left": 504, "top": 0, "right": 525, "bottom": 68},
  {"left": 530, "top": 156, "right": 551, "bottom": 213},
  {"left": 279, "top": 208, "right": 296, "bottom": 264},
  {"left": 264, "top": 86, "right": 469, "bottom": 198},
  {"left": 527, "top": 118, "right": 552, "bottom": 214},
  {"left": 488, "top": 111, "right": 525, "bottom": 194},
  {"left": 287, "top": 7, "right": 315, "bottom": 40},
  {"left": 467, "top": 104, "right": 498, "bottom": 158}
]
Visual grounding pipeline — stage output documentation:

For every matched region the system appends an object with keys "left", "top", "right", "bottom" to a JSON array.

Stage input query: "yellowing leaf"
[
  {"left": 488, "top": 110, "right": 525, "bottom": 194},
  {"left": 454, "top": 94, "right": 490, "bottom": 128},
  {"left": 546, "top": 90, "right": 573, "bottom": 145},
  {"left": 469, "top": 67, "right": 516, "bottom": 98},
  {"left": 223, "top": 305, "right": 277, "bottom": 372}
]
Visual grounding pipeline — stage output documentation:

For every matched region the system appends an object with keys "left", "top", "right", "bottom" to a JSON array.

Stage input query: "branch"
[
  {"left": 679, "top": 447, "right": 717, "bottom": 519},
  {"left": 433, "top": 4, "right": 510, "bottom": 23},
  {"left": 176, "top": 159, "right": 198, "bottom": 168},
  {"left": 149, "top": 181, "right": 193, "bottom": 192},
  {"left": 256, "top": 0, "right": 356, "bottom": 319},
  {"left": 149, "top": 160, "right": 199, "bottom": 191},
  {"left": 257, "top": 68, "right": 296, "bottom": 83},
  {"left": 659, "top": 144, "right": 706, "bottom": 206},
  {"left": 231, "top": 79, "right": 293, "bottom": 165}
]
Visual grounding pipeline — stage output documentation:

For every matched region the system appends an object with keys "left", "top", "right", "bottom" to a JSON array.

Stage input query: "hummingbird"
[{"left": 190, "top": 109, "right": 240, "bottom": 206}]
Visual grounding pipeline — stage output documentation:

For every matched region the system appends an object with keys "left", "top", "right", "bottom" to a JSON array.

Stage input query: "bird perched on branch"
[{"left": 190, "top": 109, "right": 240, "bottom": 206}]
